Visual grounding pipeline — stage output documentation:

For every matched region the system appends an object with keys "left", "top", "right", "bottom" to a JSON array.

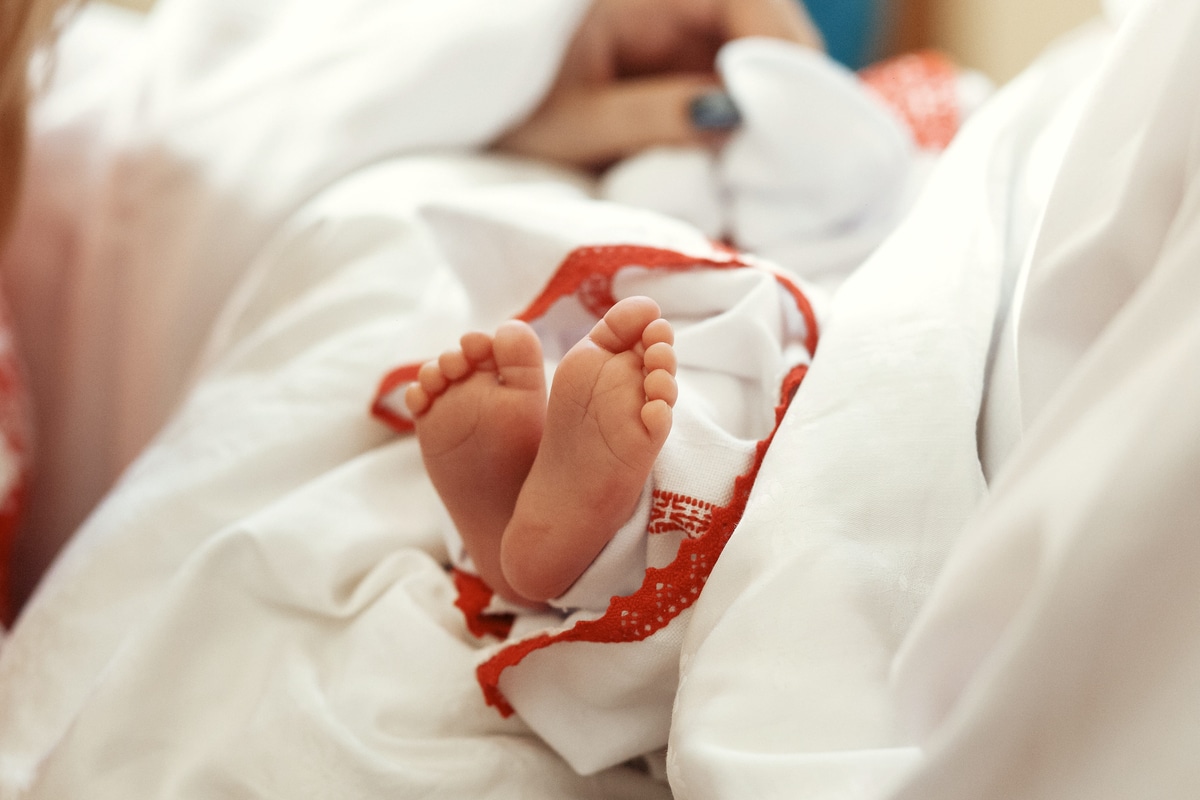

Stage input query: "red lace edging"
[
  {"left": 452, "top": 568, "right": 515, "bottom": 640},
  {"left": 365, "top": 242, "right": 820, "bottom": 716},
  {"left": 477, "top": 361, "right": 809, "bottom": 716},
  {"left": 370, "top": 244, "right": 820, "bottom": 433}
]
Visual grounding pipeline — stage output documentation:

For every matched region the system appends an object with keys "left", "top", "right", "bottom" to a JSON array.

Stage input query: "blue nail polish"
[{"left": 689, "top": 90, "right": 742, "bottom": 131}]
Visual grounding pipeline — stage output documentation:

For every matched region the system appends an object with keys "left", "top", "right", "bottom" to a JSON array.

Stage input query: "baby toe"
[
  {"left": 643, "top": 341, "right": 676, "bottom": 377},
  {"left": 642, "top": 317, "right": 674, "bottom": 349},
  {"left": 644, "top": 369, "right": 678, "bottom": 407},
  {"left": 417, "top": 359, "right": 449, "bottom": 395},
  {"left": 460, "top": 331, "right": 495, "bottom": 367},
  {"left": 438, "top": 349, "right": 472, "bottom": 382},
  {"left": 493, "top": 320, "right": 545, "bottom": 369},
  {"left": 593, "top": 297, "right": 662, "bottom": 353},
  {"left": 405, "top": 382, "right": 433, "bottom": 416}
]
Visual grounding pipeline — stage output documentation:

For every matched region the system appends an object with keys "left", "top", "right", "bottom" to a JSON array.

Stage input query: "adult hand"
[{"left": 494, "top": 0, "right": 823, "bottom": 169}]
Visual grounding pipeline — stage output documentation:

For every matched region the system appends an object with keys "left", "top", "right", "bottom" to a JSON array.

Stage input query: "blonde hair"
[{"left": 0, "top": 0, "right": 72, "bottom": 245}]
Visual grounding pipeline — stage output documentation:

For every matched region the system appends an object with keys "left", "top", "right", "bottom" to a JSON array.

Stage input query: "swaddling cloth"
[{"left": 372, "top": 193, "right": 820, "bottom": 774}]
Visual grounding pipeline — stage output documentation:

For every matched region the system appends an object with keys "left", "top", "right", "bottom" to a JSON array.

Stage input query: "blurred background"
[
  {"left": 810, "top": 0, "right": 1102, "bottom": 78},
  {"left": 99, "top": 0, "right": 1103, "bottom": 82}
]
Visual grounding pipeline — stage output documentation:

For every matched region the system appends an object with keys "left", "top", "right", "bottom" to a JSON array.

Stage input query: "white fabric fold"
[
  {"left": 4, "top": 0, "right": 1193, "bottom": 797},
  {"left": 889, "top": 2, "right": 1200, "bottom": 798},
  {"left": 1, "top": 0, "right": 591, "bottom": 586},
  {"left": 600, "top": 39, "right": 919, "bottom": 293}
]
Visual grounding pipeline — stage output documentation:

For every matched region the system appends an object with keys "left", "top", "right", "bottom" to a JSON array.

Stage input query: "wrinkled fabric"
[{"left": 2, "top": 0, "right": 1195, "bottom": 798}]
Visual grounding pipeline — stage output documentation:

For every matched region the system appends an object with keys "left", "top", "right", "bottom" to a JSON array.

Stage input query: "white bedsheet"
[
  {"left": 1, "top": 0, "right": 593, "bottom": 598},
  {"left": 0, "top": 0, "right": 914, "bottom": 793},
  {"left": 4, "top": 0, "right": 1198, "bottom": 797}
]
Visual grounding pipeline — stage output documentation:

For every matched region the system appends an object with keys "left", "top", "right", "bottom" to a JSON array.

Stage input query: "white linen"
[
  {"left": 601, "top": 41, "right": 919, "bottom": 291},
  {"left": 889, "top": 1, "right": 1200, "bottom": 797},
  {"left": 665, "top": 3, "right": 1200, "bottom": 796},
  {"left": 673, "top": 0, "right": 1200, "bottom": 796},
  {"left": 2, "top": 155, "right": 681, "bottom": 798},
  {"left": 0, "top": 0, "right": 903, "bottom": 791},
  {"left": 665, "top": 35, "right": 1074, "bottom": 800},
  {"left": 1, "top": 0, "right": 591, "bottom": 598},
  {"left": 3, "top": 0, "right": 918, "bottom": 595},
  {"left": 367, "top": 186, "right": 818, "bottom": 774},
  {"left": 5, "top": 0, "right": 1196, "bottom": 797}
]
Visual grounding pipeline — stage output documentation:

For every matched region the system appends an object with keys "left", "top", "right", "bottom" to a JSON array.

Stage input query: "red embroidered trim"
[
  {"left": 478, "top": 360, "right": 812, "bottom": 716},
  {"left": 452, "top": 568, "right": 515, "bottom": 640},
  {"left": 771, "top": 268, "right": 820, "bottom": 358},
  {"left": 371, "top": 244, "right": 821, "bottom": 432},
  {"left": 522, "top": 245, "right": 818, "bottom": 372},
  {"left": 648, "top": 492, "right": 717, "bottom": 538},
  {"left": 859, "top": 50, "right": 962, "bottom": 151},
  {"left": 513, "top": 245, "right": 742, "bottom": 324},
  {"left": 366, "top": 242, "right": 820, "bottom": 715}
]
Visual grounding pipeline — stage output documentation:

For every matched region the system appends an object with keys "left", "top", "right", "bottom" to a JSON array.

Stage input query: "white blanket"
[
  {"left": 370, "top": 195, "right": 819, "bottom": 773},
  {"left": 4, "top": 0, "right": 1196, "bottom": 797},
  {"left": 891, "top": 1, "right": 1200, "bottom": 797},
  {"left": 0, "top": 0, "right": 916, "bottom": 793}
]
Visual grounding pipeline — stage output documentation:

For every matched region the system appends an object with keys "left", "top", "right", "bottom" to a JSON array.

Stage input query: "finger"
[
  {"left": 718, "top": 0, "right": 824, "bottom": 49},
  {"left": 495, "top": 73, "right": 722, "bottom": 169},
  {"left": 601, "top": 0, "right": 725, "bottom": 77},
  {"left": 605, "top": 0, "right": 822, "bottom": 65}
]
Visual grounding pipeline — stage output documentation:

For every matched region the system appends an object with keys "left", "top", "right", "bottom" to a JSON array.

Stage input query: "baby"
[{"left": 404, "top": 296, "right": 677, "bottom": 607}]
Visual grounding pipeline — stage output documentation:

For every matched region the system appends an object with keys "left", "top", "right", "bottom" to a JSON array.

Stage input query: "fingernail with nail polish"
[{"left": 689, "top": 90, "right": 742, "bottom": 131}]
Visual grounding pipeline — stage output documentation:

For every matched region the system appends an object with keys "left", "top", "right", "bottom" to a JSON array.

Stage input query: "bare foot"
[
  {"left": 500, "top": 296, "right": 677, "bottom": 602},
  {"left": 406, "top": 321, "right": 547, "bottom": 605}
]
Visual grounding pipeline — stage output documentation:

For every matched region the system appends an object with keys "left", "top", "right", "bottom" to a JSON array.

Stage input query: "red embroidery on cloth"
[
  {"left": 365, "top": 243, "right": 821, "bottom": 716},
  {"left": 371, "top": 244, "right": 820, "bottom": 433},
  {"left": 478, "top": 360, "right": 812, "bottom": 716},
  {"left": 648, "top": 492, "right": 716, "bottom": 538},
  {"left": 859, "top": 51, "right": 961, "bottom": 151},
  {"left": 452, "top": 568, "right": 515, "bottom": 640},
  {"left": 514, "top": 245, "right": 744, "bottom": 325}
]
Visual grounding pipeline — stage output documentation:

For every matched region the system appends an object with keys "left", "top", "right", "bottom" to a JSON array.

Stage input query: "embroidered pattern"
[
  {"left": 474, "top": 361, "right": 809, "bottom": 716},
  {"left": 371, "top": 245, "right": 818, "bottom": 434},
  {"left": 370, "top": 243, "right": 820, "bottom": 717},
  {"left": 648, "top": 491, "right": 716, "bottom": 539},
  {"left": 859, "top": 50, "right": 962, "bottom": 151}
]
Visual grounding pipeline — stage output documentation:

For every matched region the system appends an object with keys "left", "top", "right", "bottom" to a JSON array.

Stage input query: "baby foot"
[
  {"left": 500, "top": 296, "right": 677, "bottom": 602},
  {"left": 407, "top": 321, "right": 547, "bottom": 605}
]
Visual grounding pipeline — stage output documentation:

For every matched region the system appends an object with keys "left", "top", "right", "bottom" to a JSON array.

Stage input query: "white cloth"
[
  {"left": 890, "top": 2, "right": 1200, "bottom": 798},
  {"left": 0, "top": 0, "right": 886, "bottom": 791},
  {"left": 370, "top": 190, "right": 818, "bottom": 774},
  {"left": 3, "top": 2, "right": 925, "bottom": 598},
  {"left": 673, "top": 0, "right": 1200, "bottom": 798},
  {"left": 601, "top": 41, "right": 920, "bottom": 293},
  {"left": 0, "top": 0, "right": 590, "bottom": 596},
  {"left": 6, "top": 0, "right": 1196, "bottom": 797}
]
